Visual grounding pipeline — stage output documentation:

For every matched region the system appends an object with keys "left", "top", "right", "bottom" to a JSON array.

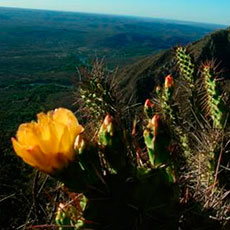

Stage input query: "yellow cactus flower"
[{"left": 11, "top": 108, "right": 84, "bottom": 174}]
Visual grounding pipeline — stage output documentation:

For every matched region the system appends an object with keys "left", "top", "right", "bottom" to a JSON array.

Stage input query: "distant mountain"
[
  {"left": 0, "top": 6, "right": 226, "bottom": 75},
  {"left": 118, "top": 28, "right": 230, "bottom": 103}
]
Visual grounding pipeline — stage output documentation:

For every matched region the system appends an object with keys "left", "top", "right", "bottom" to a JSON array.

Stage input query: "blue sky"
[{"left": 0, "top": 0, "right": 229, "bottom": 25}]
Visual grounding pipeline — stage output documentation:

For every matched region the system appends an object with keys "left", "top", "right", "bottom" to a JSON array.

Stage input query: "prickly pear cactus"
[
  {"left": 54, "top": 113, "right": 179, "bottom": 230},
  {"left": 11, "top": 86, "right": 180, "bottom": 230},
  {"left": 11, "top": 49, "right": 230, "bottom": 229}
]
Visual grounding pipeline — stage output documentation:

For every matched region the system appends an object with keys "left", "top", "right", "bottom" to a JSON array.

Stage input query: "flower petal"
[
  {"left": 58, "top": 125, "right": 74, "bottom": 160},
  {"left": 53, "top": 108, "right": 84, "bottom": 134},
  {"left": 27, "top": 145, "right": 53, "bottom": 173},
  {"left": 53, "top": 108, "right": 78, "bottom": 125},
  {"left": 12, "top": 137, "right": 37, "bottom": 167},
  {"left": 16, "top": 123, "right": 39, "bottom": 147}
]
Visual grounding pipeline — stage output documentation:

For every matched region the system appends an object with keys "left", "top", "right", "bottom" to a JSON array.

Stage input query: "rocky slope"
[{"left": 118, "top": 28, "right": 230, "bottom": 103}]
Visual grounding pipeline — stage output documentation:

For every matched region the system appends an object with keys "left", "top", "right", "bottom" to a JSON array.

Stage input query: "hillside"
[
  {"left": 0, "top": 10, "right": 229, "bottom": 228},
  {"left": 4, "top": 27, "right": 230, "bottom": 229},
  {"left": 0, "top": 7, "right": 225, "bottom": 132},
  {"left": 118, "top": 28, "right": 230, "bottom": 103},
  {"left": 0, "top": 6, "right": 224, "bottom": 77}
]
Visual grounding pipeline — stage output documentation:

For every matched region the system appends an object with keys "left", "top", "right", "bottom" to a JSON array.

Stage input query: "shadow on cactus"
[
  {"left": 11, "top": 105, "right": 180, "bottom": 229},
  {"left": 172, "top": 46, "right": 230, "bottom": 224},
  {"left": 11, "top": 48, "right": 230, "bottom": 229}
]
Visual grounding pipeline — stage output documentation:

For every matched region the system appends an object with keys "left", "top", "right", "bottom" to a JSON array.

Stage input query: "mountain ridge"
[{"left": 118, "top": 28, "right": 230, "bottom": 103}]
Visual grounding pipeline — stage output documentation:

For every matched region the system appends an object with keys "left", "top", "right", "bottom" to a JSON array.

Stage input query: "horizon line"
[{"left": 0, "top": 5, "right": 228, "bottom": 27}]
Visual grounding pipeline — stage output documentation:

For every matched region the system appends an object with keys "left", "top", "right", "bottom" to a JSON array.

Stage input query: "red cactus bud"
[
  {"left": 152, "top": 114, "right": 159, "bottom": 136},
  {"left": 144, "top": 99, "right": 154, "bottom": 108},
  {"left": 100, "top": 114, "right": 113, "bottom": 136},
  {"left": 165, "top": 74, "right": 174, "bottom": 88},
  {"left": 147, "top": 114, "right": 160, "bottom": 137},
  {"left": 104, "top": 114, "right": 113, "bottom": 126}
]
